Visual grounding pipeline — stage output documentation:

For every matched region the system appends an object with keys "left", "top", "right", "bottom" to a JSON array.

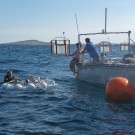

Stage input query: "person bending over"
[{"left": 81, "top": 38, "right": 99, "bottom": 63}]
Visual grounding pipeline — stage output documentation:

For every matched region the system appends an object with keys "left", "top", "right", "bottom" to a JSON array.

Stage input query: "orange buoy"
[{"left": 106, "top": 77, "right": 134, "bottom": 101}]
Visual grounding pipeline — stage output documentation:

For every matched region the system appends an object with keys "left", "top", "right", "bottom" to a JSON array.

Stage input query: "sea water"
[{"left": 0, "top": 44, "right": 135, "bottom": 134}]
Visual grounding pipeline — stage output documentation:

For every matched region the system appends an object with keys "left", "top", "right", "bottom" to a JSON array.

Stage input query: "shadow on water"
[
  {"left": 66, "top": 79, "right": 135, "bottom": 134},
  {"left": 106, "top": 98, "right": 135, "bottom": 113},
  {"left": 105, "top": 99, "right": 135, "bottom": 135}
]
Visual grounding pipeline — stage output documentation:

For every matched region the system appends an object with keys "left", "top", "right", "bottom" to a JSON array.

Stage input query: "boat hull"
[{"left": 76, "top": 62, "right": 135, "bottom": 89}]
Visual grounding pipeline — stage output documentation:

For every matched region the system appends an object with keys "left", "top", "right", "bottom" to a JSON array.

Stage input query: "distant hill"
[{"left": 0, "top": 40, "right": 50, "bottom": 45}]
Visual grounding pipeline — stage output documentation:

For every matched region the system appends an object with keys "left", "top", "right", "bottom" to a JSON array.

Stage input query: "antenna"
[{"left": 75, "top": 14, "right": 80, "bottom": 43}]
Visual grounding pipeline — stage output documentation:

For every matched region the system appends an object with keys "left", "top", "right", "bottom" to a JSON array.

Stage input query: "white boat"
[
  {"left": 75, "top": 9, "right": 135, "bottom": 89},
  {"left": 76, "top": 56, "right": 135, "bottom": 88}
]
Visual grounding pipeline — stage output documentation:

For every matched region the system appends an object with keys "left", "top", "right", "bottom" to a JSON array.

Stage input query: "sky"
[{"left": 0, "top": 0, "right": 135, "bottom": 44}]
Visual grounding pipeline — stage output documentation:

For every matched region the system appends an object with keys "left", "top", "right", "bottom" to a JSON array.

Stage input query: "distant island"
[{"left": 0, "top": 40, "right": 50, "bottom": 45}]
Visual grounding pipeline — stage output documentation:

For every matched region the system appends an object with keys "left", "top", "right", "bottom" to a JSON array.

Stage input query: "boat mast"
[
  {"left": 128, "top": 31, "right": 131, "bottom": 54},
  {"left": 105, "top": 8, "right": 107, "bottom": 33}
]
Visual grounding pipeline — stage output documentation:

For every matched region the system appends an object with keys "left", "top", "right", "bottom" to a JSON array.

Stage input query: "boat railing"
[
  {"left": 130, "top": 39, "right": 135, "bottom": 55},
  {"left": 79, "top": 54, "right": 135, "bottom": 65}
]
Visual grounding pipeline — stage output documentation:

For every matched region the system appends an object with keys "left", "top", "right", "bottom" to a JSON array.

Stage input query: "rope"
[{"left": 122, "top": 64, "right": 130, "bottom": 77}]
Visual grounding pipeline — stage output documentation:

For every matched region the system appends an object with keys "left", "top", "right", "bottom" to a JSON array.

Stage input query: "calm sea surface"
[{"left": 0, "top": 44, "right": 135, "bottom": 135}]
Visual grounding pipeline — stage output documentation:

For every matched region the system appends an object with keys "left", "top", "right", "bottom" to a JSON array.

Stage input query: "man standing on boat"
[{"left": 81, "top": 38, "right": 99, "bottom": 63}]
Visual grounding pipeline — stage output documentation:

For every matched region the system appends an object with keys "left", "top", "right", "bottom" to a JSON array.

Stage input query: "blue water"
[{"left": 0, "top": 44, "right": 135, "bottom": 135}]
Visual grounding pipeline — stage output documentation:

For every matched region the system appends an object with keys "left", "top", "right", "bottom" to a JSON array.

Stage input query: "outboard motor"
[
  {"left": 100, "top": 53, "right": 108, "bottom": 63},
  {"left": 123, "top": 54, "right": 135, "bottom": 64}
]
